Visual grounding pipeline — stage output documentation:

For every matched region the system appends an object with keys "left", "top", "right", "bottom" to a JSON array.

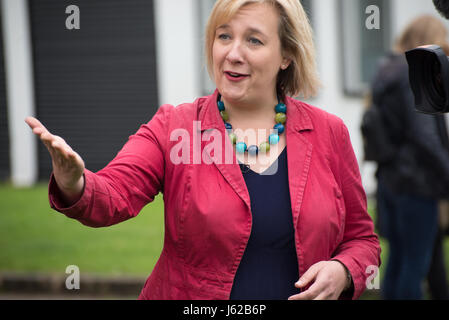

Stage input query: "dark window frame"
[{"left": 0, "top": 4, "right": 10, "bottom": 182}]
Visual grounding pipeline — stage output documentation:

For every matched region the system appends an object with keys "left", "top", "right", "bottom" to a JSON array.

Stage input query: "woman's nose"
[{"left": 226, "top": 41, "right": 244, "bottom": 64}]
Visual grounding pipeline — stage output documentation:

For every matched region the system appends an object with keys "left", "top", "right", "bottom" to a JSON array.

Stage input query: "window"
[{"left": 339, "top": 0, "right": 391, "bottom": 96}]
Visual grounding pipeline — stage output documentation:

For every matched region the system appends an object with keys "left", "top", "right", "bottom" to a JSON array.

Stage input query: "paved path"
[
  {"left": 0, "top": 272, "right": 145, "bottom": 299},
  {"left": 0, "top": 293, "right": 137, "bottom": 300}
]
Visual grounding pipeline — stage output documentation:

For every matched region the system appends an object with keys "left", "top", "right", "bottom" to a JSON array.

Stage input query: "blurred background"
[{"left": 0, "top": 0, "right": 448, "bottom": 299}]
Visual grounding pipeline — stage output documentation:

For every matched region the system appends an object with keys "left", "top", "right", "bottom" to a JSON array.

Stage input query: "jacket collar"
[{"left": 198, "top": 89, "right": 314, "bottom": 133}]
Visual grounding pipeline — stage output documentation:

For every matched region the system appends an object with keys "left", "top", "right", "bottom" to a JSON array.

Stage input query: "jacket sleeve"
[
  {"left": 330, "top": 120, "right": 382, "bottom": 300},
  {"left": 48, "top": 104, "right": 173, "bottom": 228}
]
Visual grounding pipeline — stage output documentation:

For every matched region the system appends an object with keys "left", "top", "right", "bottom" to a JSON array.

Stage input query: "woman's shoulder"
[
  {"left": 286, "top": 97, "right": 345, "bottom": 130},
  {"left": 154, "top": 94, "right": 212, "bottom": 124},
  {"left": 140, "top": 95, "right": 211, "bottom": 140}
]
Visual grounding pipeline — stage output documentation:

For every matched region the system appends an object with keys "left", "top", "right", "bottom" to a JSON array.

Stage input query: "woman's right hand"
[{"left": 25, "top": 116, "right": 85, "bottom": 205}]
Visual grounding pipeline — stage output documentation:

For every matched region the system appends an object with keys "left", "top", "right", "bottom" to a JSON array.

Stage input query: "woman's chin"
[{"left": 219, "top": 89, "right": 247, "bottom": 104}]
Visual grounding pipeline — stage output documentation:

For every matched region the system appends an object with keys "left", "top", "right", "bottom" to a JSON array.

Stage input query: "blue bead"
[
  {"left": 236, "top": 142, "right": 247, "bottom": 154},
  {"left": 225, "top": 123, "right": 233, "bottom": 130},
  {"left": 269, "top": 134, "right": 280, "bottom": 145},
  {"left": 275, "top": 103, "right": 287, "bottom": 114},
  {"left": 217, "top": 101, "right": 225, "bottom": 111},
  {"left": 274, "top": 123, "right": 285, "bottom": 134},
  {"left": 247, "top": 145, "right": 259, "bottom": 156}
]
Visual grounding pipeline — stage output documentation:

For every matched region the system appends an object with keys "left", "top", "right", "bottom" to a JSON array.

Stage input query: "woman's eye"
[
  {"left": 249, "top": 37, "right": 263, "bottom": 45},
  {"left": 218, "top": 34, "right": 231, "bottom": 40}
]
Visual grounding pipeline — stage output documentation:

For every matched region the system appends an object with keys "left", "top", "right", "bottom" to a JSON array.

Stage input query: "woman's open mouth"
[{"left": 224, "top": 71, "right": 249, "bottom": 82}]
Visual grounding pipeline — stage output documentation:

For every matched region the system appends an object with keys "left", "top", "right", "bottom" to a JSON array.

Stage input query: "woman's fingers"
[
  {"left": 51, "top": 137, "right": 73, "bottom": 160},
  {"left": 26, "top": 117, "right": 53, "bottom": 148},
  {"left": 288, "top": 261, "right": 348, "bottom": 300},
  {"left": 295, "top": 262, "right": 322, "bottom": 289},
  {"left": 41, "top": 132, "right": 62, "bottom": 159},
  {"left": 25, "top": 116, "right": 48, "bottom": 133},
  {"left": 289, "top": 281, "right": 322, "bottom": 300},
  {"left": 25, "top": 117, "right": 85, "bottom": 195},
  {"left": 25, "top": 117, "right": 72, "bottom": 161}
]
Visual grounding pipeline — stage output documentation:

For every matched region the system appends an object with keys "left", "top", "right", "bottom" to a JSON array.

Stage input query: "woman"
[
  {"left": 371, "top": 15, "right": 449, "bottom": 299},
  {"left": 25, "top": 0, "right": 380, "bottom": 300}
]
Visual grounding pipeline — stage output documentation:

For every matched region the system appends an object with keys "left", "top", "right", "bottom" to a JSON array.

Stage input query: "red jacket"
[{"left": 49, "top": 90, "right": 381, "bottom": 300}]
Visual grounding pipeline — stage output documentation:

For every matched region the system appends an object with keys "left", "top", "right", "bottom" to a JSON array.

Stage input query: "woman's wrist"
[
  {"left": 331, "top": 259, "right": 352, "bottom": 291},
  {"left": 57, "top": 175, "right": 85, "bottom": 207}
]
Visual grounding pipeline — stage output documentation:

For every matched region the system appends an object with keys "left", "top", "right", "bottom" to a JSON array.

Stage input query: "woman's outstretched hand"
[{"left": 25, "top": 116, "right": 85, "bottom": 205}]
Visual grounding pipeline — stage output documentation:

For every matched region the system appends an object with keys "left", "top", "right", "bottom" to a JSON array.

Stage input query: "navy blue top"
[{"left": 230, "top": 148, "right": 300, "bottom": 300}]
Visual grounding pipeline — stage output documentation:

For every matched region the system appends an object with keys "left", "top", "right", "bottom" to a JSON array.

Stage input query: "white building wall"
[
  {"left": 391, "top": 0, "right": 449, "bottom": 37},
  {"left": 1, "top": 0, "right": 37, "bottom": 187},
  {"left": 153, "top": 0, "right": 201, "bottom": 107}
]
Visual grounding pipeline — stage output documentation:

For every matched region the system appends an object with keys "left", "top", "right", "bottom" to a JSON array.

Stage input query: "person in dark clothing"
[
  {"left": 371, "top": 15, "right": 449, "bottom": 300},
  {"left": 427, "top": 226, "right": 449, "bottom": 299}
]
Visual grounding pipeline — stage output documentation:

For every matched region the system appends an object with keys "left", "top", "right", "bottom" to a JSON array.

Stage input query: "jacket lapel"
[
  {"left": 285, "top": 96, "right": 314, "bottom": 228},
  {"left": 199, "top": 90, "right": 251, "bottom": 211}
]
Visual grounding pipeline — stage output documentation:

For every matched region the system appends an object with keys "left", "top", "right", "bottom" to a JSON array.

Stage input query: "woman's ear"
[{"left": 281, "top": 58, "right": 292, "bottom": 70}]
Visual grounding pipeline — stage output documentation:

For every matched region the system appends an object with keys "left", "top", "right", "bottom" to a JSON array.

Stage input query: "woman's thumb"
[{"left": 295, "top": 263, "right": 320, "bottom": 288}]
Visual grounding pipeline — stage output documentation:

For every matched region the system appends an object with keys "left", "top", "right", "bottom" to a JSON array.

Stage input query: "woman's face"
[{"left": 212, "top": 3, "right": 289, "bottom": 106}]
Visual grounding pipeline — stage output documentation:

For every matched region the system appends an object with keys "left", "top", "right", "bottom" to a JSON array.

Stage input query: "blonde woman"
[{"left": 26, "top": 0, "right": 380, "bottom": 300}]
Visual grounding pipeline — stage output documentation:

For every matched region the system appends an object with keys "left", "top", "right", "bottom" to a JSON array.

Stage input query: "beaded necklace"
[{"left": 217, "top": 94, "right": 287, "bottom": 156}]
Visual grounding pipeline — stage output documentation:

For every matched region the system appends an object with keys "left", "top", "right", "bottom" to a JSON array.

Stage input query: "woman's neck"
[{"left": 222, "top": 95, "right": 279, "bottom": 124}]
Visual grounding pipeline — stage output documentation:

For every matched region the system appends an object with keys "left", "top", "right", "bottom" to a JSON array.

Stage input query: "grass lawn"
[{"left": 0, "top": 183, "right": 164, "bottom": 277}]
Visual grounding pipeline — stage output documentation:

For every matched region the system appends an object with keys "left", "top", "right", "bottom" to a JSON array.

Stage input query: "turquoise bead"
[
  {"left": 269, "top": 134, "right": 280, "bottom": 145},
  {"left": 236, "top": 142, "right": 247, "bottom": 154},
  {"left": 275, "top": 103, "right": 287, "bottom": 114},
  {"left": 274, "top": 123, "right": 285, "bottom": 134},
  {"left": 216, "top": 94, "right": 286, "bottom": 157}
]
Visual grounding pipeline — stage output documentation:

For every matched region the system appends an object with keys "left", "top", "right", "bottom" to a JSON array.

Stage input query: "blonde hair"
[
  {"left": 204, "top": 0, "right": 320, "bottom": 98},
  {"left": 395, "top": 15, "right": 449, "bottom": 54}
]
